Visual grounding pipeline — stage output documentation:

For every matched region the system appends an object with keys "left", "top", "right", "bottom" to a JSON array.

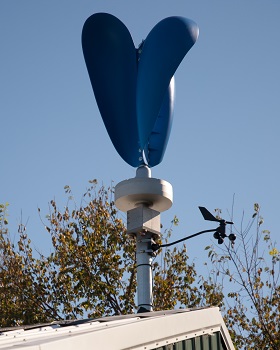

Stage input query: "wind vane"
[{"left": 82, "top": 13, "right": 199, "bottom": 312}]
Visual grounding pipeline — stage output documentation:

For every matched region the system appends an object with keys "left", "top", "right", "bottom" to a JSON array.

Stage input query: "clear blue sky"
[{"left": 1, "top": 1, "right": 280, "bottom": 265}]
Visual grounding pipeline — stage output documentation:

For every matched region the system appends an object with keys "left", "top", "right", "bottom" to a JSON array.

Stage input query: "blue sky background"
[{"left": 1, "top": 1, "right": 280, "bottom": 269}]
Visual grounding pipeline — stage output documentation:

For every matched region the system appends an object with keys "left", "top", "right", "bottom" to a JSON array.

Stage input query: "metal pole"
[{"left": 136, "top": 229, "right": 153, "bottom": 312}]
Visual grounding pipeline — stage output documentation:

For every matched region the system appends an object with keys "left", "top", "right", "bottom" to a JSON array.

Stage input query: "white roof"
[{"left": 0, "top": 307, "right": 234, "bottom": 350}]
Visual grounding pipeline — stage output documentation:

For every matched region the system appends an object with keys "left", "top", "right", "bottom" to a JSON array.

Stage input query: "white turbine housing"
[{"left": 115, "top": 177, "right": 173, "bottom": 213}]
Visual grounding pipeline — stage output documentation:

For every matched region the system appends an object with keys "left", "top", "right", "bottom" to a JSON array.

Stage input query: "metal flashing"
[{"left": 0, "top": 307, "right": 235, "bottom": 350}]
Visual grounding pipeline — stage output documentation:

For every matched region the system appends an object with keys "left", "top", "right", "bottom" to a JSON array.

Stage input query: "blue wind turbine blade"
[
  {"left": 82, "top": 13, "right": 141, "bottom": 167},
  {"left": 144, "top": 77, "right": 175, "bottom": 167},
  {"left": 137, "top": 16, "right": 199, "bottom": 150}
]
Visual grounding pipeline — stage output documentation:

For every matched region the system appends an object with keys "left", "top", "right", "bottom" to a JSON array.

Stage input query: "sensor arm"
[
  {"left": 151, "top": 219, "right": 236, "bottom": 252},
  {"left": 151, "top": 228, "right": 217, "bottom": 252}
]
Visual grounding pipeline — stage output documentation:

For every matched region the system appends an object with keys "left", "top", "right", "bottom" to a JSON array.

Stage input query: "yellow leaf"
[{"left": 269, "top": 248, "right": 279, "bottom": 256}]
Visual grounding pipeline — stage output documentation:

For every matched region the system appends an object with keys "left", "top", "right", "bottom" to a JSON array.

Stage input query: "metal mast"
[{"left": 115, "top": 165, "right": 173, "bottom": 312}]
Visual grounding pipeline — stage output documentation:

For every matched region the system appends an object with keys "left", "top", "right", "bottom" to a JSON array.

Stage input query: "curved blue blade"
[
  {"left": 137, "top": 16, "right": 199, "bottom": 150},
  {"left": 82, "top": 13, "right": 140, "bottom": 167},
  {"left": 144, "top": 77, "right": 175, "bottom": 167}
]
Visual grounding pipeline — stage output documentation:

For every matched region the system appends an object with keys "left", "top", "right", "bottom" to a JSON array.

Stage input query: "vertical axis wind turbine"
[{"left": 82, "top": 13, "right": 199, "bottom": 312}]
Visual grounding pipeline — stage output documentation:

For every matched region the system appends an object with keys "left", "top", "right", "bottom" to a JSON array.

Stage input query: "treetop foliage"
[{"left": 0, "top": 182, "right": 279, "bottom": 349}]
